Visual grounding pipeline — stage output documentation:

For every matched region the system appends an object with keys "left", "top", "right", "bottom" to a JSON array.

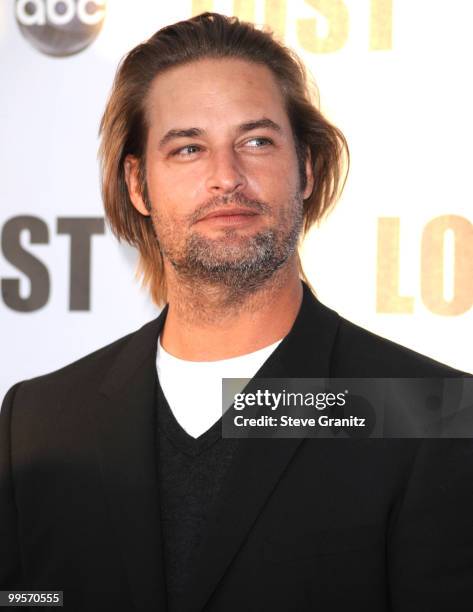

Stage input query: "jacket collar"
[{"left": 100, "top": 280, "right": 340, "bottom": 399}]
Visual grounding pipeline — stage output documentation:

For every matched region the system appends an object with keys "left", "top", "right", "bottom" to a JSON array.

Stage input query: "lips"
[{"left": 199, "top": 207, "right": 259, "bottom": 221}]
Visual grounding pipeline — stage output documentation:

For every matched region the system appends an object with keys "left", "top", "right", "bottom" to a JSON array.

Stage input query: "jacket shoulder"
[
  {"left": 332, "top": 316, "right": 463, "bottom": 377},
  {"left": 3, "top": 317, "right": 159, "bottom": 405}
]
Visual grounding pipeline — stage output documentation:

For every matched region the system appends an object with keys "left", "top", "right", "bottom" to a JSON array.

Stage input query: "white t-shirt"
[{"left": 156, "top": 335, "right": 284, "bottom": 439}]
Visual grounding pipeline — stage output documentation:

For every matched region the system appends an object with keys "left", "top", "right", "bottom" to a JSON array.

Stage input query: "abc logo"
[{"left": 15, "top": 0, "right": 106, "bottom": 57}]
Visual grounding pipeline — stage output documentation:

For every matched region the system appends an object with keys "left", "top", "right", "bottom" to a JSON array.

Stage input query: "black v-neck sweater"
[{"left": 155, "top": 376, "right": 239, "bottom": 611}]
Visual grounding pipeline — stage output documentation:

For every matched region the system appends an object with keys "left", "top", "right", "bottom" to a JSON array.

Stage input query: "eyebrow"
[{"left": 158, "top": 118, "right": 282, "bottom": 148}]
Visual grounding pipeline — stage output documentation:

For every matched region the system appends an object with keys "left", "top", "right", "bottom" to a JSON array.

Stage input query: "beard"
[{"left": 150, "top": 191, "right": 304, "bottom": 293}]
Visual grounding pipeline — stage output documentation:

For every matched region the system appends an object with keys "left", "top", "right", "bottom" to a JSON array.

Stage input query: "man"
[{"left": 1, "top": 12, "right": 472, "bottom": 612}]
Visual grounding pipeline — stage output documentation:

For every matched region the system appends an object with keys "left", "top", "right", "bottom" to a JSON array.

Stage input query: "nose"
[{"left": 205, "top": 147, "right": 247, "bottom": 195}]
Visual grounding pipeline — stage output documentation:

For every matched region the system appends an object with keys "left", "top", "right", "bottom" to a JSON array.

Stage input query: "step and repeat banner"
[{"left": 1, "top": 0, "right": 472, "bottom": 400}]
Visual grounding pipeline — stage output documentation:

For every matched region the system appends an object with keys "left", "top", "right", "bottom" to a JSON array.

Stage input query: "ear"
[
  {"left": 124, "top": 155, "right": 150, "bottom": 216},
  {"left": 302, "top": 148, "right": 315, "bottom": 200}
]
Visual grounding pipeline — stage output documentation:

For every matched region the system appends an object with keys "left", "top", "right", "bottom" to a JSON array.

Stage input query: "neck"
[{"left": 160, "top": 257, "right": 303, "bottom": 361}]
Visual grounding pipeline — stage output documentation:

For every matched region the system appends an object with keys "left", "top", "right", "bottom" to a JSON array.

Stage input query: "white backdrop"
[{"left": 1, "top": 0, "right": 472, "bottom": 403}]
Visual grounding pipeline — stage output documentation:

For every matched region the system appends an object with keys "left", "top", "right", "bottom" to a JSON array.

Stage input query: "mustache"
[{"left": 188, "top": 192, "right": 270, "bottom": 225}]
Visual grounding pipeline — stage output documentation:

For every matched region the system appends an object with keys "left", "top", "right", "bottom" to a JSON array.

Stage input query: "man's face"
[{"left": 126, "top": 57, "right": 314, "bottom": 291}]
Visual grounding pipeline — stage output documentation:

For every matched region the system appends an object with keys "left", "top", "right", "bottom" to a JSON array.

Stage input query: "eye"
[
  {"left": 244, "top": 137, "right": 273, "bottom": 148},
  {"left": 171, "top": 144, "right": 202, "bottom": 157}
]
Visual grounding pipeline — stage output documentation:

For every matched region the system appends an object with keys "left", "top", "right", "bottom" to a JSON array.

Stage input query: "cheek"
[
  {"left": 251, "top": 174, "right": 297, "bottom": 208},
  {"left": 147, "top": 172, "right": 200, "bottom": 221},
  {"left": 247, "top": 153, "right": 300, "bottom": 193}
]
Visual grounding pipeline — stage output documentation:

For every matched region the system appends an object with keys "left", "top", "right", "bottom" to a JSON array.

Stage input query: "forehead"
[{"left": 144, "top": 57, "right": 290, "bottom": 134}]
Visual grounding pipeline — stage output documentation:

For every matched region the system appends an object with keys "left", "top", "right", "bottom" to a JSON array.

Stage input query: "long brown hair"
[{"left": 99, "top": 12, "right": 349, "bottom": 306}]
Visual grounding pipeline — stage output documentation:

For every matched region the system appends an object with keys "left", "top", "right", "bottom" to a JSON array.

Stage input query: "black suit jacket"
[{"left": 1, "top": 282, "right": 472, "bottom": 611}]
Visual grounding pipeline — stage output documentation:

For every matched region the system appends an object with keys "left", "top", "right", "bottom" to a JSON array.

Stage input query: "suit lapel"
[
  {"left": 89, "top": 283, "right": 341, "bottom": 612},
  {"left": 90, "top": 307, "right": 168, "bottom": 611},
  {"left": 180, "top": 283, "right": 341, "bottom": 612}
]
